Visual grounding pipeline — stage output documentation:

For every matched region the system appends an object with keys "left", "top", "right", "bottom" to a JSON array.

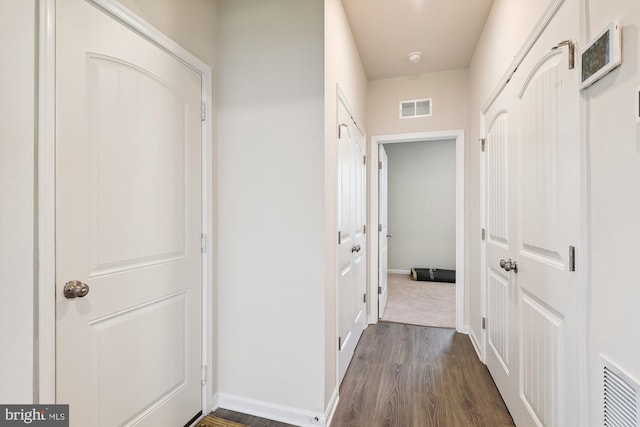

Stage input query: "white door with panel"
[
  {"left": 56, "top": 1, "right": 203, "bottom": 426},
  {"left": 337, "top": 101, "right": 366, "bottom": 383},
  {"left": 378, "top": 145, "right": 389, "bottom": 318},
  {"left": 483, "top": 2, "right": 580, "bottom": 426}
]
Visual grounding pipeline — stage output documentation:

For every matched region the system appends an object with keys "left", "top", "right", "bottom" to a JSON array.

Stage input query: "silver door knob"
[
  {"left": 64, "top": 280, "right": 90, "bottom": 299},
  {"left": 499, "top": 259, "right": 518, "bottom": 273},
  {"left": 351, "top": 245, "right": 358, "bottom": 253}
]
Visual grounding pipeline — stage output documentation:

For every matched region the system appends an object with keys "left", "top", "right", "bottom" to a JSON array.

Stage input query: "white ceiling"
[{"left": 341, "top": 0, "right": 494, "bottom": 81}]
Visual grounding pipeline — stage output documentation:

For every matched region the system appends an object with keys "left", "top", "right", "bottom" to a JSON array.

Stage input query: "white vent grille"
[
  {"left": 399, "top": 98, "right": 431, "bottom": 118},
  {"left": 602, "top": 355, "right": 640, "bottom": 427}
]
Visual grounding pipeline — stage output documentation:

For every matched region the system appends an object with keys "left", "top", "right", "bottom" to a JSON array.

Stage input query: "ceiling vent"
[
  {"left": 399, "top": 98, "right": 432, "bottom": 119},
  {"left": 602, "top": 354, "right": 640, "bottom": 427}
]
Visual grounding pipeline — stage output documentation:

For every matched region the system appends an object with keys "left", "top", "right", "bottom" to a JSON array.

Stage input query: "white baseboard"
[
  {"left": 217, "top": 393, "right": 326, "bottom": 427},
  {"left": 324, "top": 387, "right": 339, "bottom": 427},
  {"left": 468, "top": 327, "right": 483, "bottom": 362},
  {"left": 388, "top": 269, "right": 411, "bottom": 275}
]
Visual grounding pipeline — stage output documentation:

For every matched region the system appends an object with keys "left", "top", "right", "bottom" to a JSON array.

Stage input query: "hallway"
[
  {"left": 213, "top": 322, "right": 513, "bottom": 427},
  {"left": 331, "top": 322, "right": 513, "bottom": 427}
]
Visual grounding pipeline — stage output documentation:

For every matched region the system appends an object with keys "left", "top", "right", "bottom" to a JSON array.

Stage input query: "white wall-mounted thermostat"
[{"left": 580, "top": 21, "right": 622, "bottom": 89}]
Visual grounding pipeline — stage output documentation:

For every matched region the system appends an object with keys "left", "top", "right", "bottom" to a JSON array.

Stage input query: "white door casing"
[
  {"left": 55, "top": 1, "right": 206, "bottom": 425},
  {"left": 377, "top": 145, "right": 389, "bottom": 318},
  {"left": 482, "top": 1, "right": 580, "bottom": 425},
  {"left": 368, "top": 131, "right": 465, "bottom": 330},
  {"left": 337, "top": 96, "right": 366, "bottom": 384}
]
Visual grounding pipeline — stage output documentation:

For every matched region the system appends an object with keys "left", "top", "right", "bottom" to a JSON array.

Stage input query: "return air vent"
[
  {"left": 602, "top": 354, "right": 640, "bottom": 427},
  {"left": 399, "top": 98, "right": 431, "bottom": 118}
]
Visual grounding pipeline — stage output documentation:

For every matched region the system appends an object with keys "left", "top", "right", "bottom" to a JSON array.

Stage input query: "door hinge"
[
  {"left": 201, "top": 365, "right": 207, "bottom": 385},
  {"left": 378, "top": 224, "right": 382, "bottom": 232},
  {"left": 201, "top": 102, "right": 206, "bottom": 121},
  {"left": 338, "top": 336, "right": 342, "bottom": 351},
  {"left": 363, "top": 293, "right": 367, "bottom": 303},
  {"left": 569, "top": 246, "right": 576, "bottom": 272},
  {"left": 378, "top": 286, "right": 382, "bottom": 295},
  {"left": 201, "top": 233, "right": 207, "bottom": 253},
  {"left": 482, "top": 317, "right": 486, "bottom": 330},
  {"left": 363, "top": 224, "right": 366, "bottom": 234},
  {"left": 481, "top": 228, "right": 486, "bottom": 241},
  {"left": 338, "top": 123, "right": 348, "bottom": 139},
  {"left": 479, "top": 138, "right": 486, "bottom": 152},
  {"left": 338, "top": 231, "right": 342, "bottom": 244},
  {"left": 379, "top": 161, "right": 383, "bottom": 170},
  {"left": 363, "top": 155, "right": 366, "bottom": 165},
  {"left": 552, "top": 40, "right": 575, "bottom": 69}
]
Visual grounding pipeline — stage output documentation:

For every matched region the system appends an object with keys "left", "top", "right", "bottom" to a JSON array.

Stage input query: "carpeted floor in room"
[{"left": 380, "top": 272, "right": 456, "bottom": 328}]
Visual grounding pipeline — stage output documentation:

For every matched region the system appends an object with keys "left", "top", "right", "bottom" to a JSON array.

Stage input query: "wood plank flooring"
[
  {"left": 212, "top": 322, "right": 513, "bottom": 427},
  {"left": 331, "top": 322, "right": 514, "bottom": 427}
]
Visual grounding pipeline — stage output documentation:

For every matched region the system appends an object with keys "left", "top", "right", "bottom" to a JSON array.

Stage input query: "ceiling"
[{"left": 341, "top": 0, "right": 494, "bottom": 81}]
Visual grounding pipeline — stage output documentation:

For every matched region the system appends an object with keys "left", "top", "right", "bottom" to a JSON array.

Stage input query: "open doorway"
[
  {"left": 380, "top": 139, "right": 456, "bottom": 328},
  {"left": 368, "top": 130, "right": 465, "bottom": 332}
]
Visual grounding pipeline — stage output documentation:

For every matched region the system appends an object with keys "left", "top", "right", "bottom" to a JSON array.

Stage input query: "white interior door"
[
  {"left": 483, "top": 2, "right": 580, "bottom": 426},
  {"left": 337, "top": 102, "right": 366, "bottom": 383},
  {"left": 378, "top": 145, "right": 389, "bottom": 317},
  {"left": 55, "top": 1, "right": 203, "bottom": 426}
]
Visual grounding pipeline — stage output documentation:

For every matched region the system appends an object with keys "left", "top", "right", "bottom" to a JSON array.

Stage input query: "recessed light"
[{"left": 407, "top": 51, "right": 422, "bottom": 64}]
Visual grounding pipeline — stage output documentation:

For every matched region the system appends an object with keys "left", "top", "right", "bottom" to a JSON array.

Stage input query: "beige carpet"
[{"left": 380, "top": 272, "right": 456, "bottom": 328}]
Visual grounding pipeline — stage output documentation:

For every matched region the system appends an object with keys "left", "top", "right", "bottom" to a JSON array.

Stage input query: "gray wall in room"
[{"left": 385, "top": 139, "right": 456, "bottom": 271}]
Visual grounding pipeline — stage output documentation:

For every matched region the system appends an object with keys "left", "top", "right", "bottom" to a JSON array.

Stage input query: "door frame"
[
  {"left": 368, "top": 130, "right": 465, "bottom": 332},
  {"left": 335, "top": 87, "right": 367, "bottom": 387},
  {"left": 36, "top": 0, "right": 215, "bottom": 416},
  {"left": 477, "top": 0, "right": 588, "bottom": 422}
]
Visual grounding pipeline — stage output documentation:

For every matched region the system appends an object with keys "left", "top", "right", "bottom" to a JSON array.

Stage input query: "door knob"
[
  {"left": 351, "top": 245, "right": 358, "bottom": 253},
  {"left": 386, "top": 234, "right": 392, "bottom": 238},
  {"left": 64, "top": 280, "right": 90, "bottom": 299},
  {"left": 499, "top": 259, "right": 518, "bottom": 274}
]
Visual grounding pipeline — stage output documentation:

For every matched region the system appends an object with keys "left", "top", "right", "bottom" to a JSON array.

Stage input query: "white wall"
[
  {"left": 366, "top": 69, "right": 468, "bottom": 323},
  {"left": 216, "top": 0, "right": 326, "bottom": 419},
  {"left": 367, "top": 69, "right": 469, "bottom": 136},
  {"left": 116, "top": 0, "right": 217, "bottom": 69},
  {"left": 324, "top": 0, "right": 368, "bottom": 413},
  {"left": 384, "top": 140, "right": 456, "bottom": 271},
  {"left": 584, "top": 0, "right": 640, "bottom": 423},
  {"left": 0, "top": 0, "right": 36, "bottom": 404}
]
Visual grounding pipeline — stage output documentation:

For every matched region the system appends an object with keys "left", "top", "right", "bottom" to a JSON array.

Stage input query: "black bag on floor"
[{"left": 411, "top": 268, "right": 456, "bottom": 283}]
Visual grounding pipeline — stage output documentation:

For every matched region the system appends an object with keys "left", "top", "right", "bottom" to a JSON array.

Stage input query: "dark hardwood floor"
[
  {"left": 212, "top": 322, "right": 514, "bottom": 427},
  {"left": 331, "top": 322, "right": 514, "bottom": 427}
]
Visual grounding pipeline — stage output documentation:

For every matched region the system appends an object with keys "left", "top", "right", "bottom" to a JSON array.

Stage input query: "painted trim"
[
  {"left": 324, "top": 388, "right": 339, "bottom": 427},
  {"left": 37, "top": 0, "right": 57, "bottom": 404},
  {"left": 37, "top": 0, "right": 215, "bottom": 415},
  {"left": 481, "top": 0, "right": 566, "bottom": 113},
  {"left": 217, "top": 393, "right": 326, "bottom": 427},
  {"left": 335, "top": 85, "right": 367, "bottom": 391},
  {"left": 369, "top": 130, "right": 466, "bottom": 333},
  {"left": 468, "top": 327, "right": 483, "bottom": 361}
]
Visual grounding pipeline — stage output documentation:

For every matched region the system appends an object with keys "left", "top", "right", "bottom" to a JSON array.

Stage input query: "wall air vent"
[
  {"left": 399, "top": 98, "right": 431, "bottom": 119},
  {"left": 601, "top": 354, "right": 640, "bottom": 427}
]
